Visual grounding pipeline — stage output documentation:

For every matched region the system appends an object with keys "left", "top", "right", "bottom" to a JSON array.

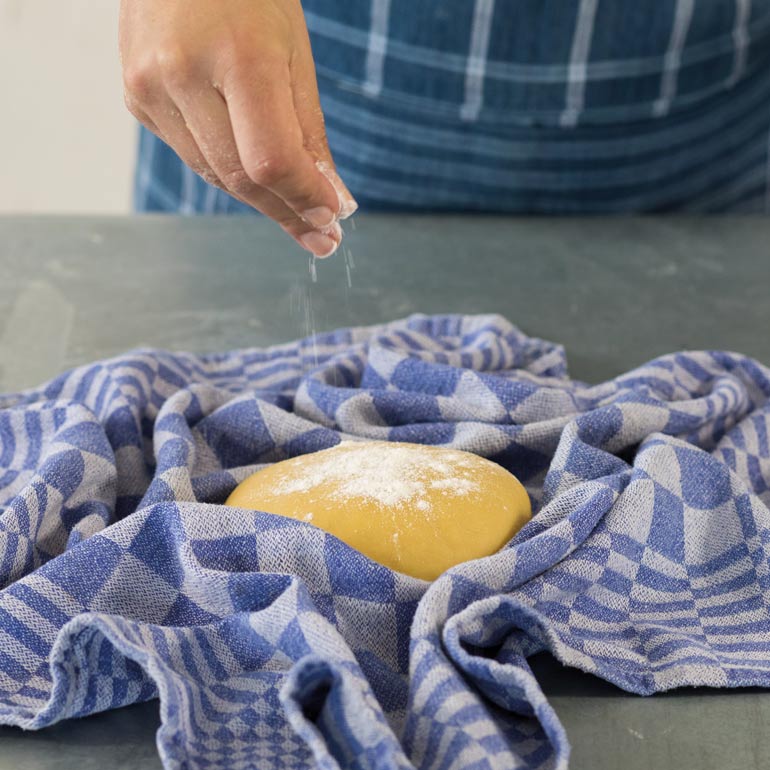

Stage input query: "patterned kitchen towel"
[{"left": 0, "top": 314, "right": 769, "bottom": 770}]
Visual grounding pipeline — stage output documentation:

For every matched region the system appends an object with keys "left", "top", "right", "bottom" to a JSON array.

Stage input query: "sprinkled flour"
[{"left": 273, "top": 441, "right": 481, "bottom": 511}]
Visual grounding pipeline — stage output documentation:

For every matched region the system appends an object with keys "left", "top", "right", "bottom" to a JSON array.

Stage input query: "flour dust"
[{"left": 291, "top": 218, "right": 358, "bottom": 376}]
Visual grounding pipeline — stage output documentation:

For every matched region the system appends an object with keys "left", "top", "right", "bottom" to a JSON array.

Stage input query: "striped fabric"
[
  {"left": 3, "top": 314, "right": 770, "bottom": 769},
  {"left": 135, "top": 0, "right": 770, "bottom": 214}
]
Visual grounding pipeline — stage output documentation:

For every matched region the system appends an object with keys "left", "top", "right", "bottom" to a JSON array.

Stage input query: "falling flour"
[{"left": 272, "top": 441, "right": 480, "bottom": 511}]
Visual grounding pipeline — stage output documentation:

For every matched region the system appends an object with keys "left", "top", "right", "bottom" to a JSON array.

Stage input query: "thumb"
[{"left": 290, "top": 22, "right": 358, "bottom": 219}]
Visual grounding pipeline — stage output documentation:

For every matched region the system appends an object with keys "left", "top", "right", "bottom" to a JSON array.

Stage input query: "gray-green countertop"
[{"left": 0, "top": 214, "right": 769, "bottom": 769}]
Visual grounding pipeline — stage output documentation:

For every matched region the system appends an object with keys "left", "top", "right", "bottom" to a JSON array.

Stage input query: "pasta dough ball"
[{"left": 225, "top": 441, "right": 531, "bottom": 581}]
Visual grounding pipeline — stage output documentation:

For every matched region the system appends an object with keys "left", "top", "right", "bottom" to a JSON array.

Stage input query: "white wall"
[{"left": 0, "top": 0, "right": 136, "bottom": 213}]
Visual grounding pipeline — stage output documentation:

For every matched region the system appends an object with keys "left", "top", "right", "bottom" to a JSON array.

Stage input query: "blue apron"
[{"left": 135, "top": 0, "right": 770, "bottom": 214}]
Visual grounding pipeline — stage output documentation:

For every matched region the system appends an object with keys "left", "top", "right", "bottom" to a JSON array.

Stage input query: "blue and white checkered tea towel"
[{"left": 1, "top": 314, "right": 769, "bottom": 770}]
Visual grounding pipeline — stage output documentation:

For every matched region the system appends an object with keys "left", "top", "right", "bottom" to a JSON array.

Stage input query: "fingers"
[
  {"left": 288, "top": 21, "right": 358, "bottom": 219},
  {"left": 169, "top": 83, "right": 342, "bottom": 256},
  {"left": 123, "top": 99, "right": 163, "bottom": 139},
  {"left": 220, "top": 55, "right": 343, "bottom": 229},
  {"left": 134, "top": 94, "right": 225, "bottom": 190},
  {"left": 119, "top": 0, "right": 354, "bottom": 257}
]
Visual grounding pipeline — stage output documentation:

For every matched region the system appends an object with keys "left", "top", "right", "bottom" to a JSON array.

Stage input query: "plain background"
[{"left": 0, "top": 0, "right": 136, "bottom": 214}]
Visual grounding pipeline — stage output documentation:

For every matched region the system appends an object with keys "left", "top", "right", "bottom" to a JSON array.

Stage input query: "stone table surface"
[{"left": 0, "top": 214, "right": 769, "bottom": 770}]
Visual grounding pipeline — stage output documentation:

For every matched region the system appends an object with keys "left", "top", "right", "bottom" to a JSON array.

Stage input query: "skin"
[{"left": 119, "top": 0, "right": 357, "bottom": 258}]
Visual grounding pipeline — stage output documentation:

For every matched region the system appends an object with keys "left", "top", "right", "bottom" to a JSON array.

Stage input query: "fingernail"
[
  {"left": 299, "top": 231, "right": 338, "bottom": 259},
  {"left": 301, "top": 206, "right": 335, "bottom": 229}
]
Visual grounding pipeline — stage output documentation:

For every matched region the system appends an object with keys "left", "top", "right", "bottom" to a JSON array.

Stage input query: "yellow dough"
[{"left": 225, "top": 441, "right": 532, "bottom": 581}]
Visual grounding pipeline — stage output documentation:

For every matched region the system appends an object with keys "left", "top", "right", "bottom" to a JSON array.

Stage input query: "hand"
[{"left": 119, "top": 0, "right": 357, "bottom": 257}]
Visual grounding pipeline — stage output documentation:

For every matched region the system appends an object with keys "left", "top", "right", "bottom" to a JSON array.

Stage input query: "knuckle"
[
  {"left": 155, "top": 44, "right": 195, "bottom": 86},
  {"left": 221, "top": 167, "right": 255, "bottom": 196},
  {"left": 247, "top": 155, "right": 292, "bottom": 188},
  {"left": 200, "top": 170, "right": 222, "bottom": 188},
  {"left": 122, "top": 62, "right": 154, "bottom": 98}
]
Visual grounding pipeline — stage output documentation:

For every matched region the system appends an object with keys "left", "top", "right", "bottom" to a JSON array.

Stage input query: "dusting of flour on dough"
[{"left": 273, "top": 442, "right": 481, "bottom": 511}]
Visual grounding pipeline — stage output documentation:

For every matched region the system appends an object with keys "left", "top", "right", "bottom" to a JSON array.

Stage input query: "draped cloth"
[{"left": 1, "top": 314, "right": 769, "bottom": 769}]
